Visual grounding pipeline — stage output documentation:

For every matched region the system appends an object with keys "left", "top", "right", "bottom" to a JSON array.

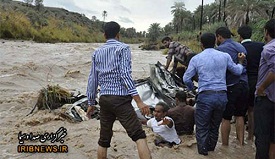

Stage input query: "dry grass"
[{"left": 35, "top": 85, "right": 73, "bottom": 110}]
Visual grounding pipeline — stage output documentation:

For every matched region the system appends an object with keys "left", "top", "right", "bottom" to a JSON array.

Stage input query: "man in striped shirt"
[{"left": 86, "top": 21, "right": 151, "bottom": 159}]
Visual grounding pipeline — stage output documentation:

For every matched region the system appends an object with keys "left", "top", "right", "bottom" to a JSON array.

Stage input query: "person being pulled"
[
  {"left": 147, "top": 102, "right": 181, "bottom": 148},
  {"left": 167, "top": 91, "right": 195, "bottom": 135},
  {"left": 161, "top": 36, "right": 197, "bottom": 83}
]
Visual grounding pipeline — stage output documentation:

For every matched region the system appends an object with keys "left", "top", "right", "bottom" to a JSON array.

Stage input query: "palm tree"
[
  {"left": 218, "top": 0, "right": 222, "bottom": 22},
  {"left": 147, "top": 23, "right": 162, "bottom": 42},
  {"left": 223, "top": 0, "right": 227, "bottom": 22},
  {"left": 200, "top": 0, "right": 204, "bottom": 30},
  {"left": 225, "top": 0, "right": 271, "bottom": 26},
  {"left": 171, "top": 2, "right": 186, "bottom": 33},
  {"left": 164, "top": 22, "right": 173, "bottom": 35},
  {"left": 102, "top": 10, "right": 107, "bottom": 22}
]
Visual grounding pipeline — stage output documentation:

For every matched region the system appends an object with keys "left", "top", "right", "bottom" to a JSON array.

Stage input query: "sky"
[{"left": 18, "top": 0, "right": 216, "bottom": 32}]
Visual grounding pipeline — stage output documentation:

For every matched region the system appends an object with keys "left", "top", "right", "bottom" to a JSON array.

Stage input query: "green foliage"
[
  {"left": 162, "top": 48, "right": 168, "bottom": 55},
  {"left": 201, "top": 22, "right": 226, "bottom": 33},
  {"left": 0, "top": 11, "right": 34, "bottom": 40},
  {"left": 34, "top": 0, "right": 43, "bottom": 7},
  {"left": 250, "top": 19, "right": 268, "bottom": 42},
  {"left": 0, "top": 0, "right": 142, "bottom": 43},
  {"left": 32, "top": 18, "right": 104, "bottom": 43},
  {"left": 147, "top": 23, "right": 162, "bottom": 42}
]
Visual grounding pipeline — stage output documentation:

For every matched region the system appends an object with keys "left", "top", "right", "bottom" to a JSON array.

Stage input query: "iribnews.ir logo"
[{"left": 17, "top": 127, "right": 68, "bottom": 153}]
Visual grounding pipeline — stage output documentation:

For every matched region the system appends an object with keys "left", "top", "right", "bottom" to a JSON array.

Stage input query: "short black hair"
[
  {"left": 264, "top": 19, "right": 275, "bottom": 38},
  {"left": 175, "top": 91, "right": 187, "bottom": 102},
  {"left": 237, "top": 25, "right": 252, "bottom": 39},
  {"left": 201, "top": 32, "right": 216, "bottom": 48},
  {"left": 161, "top": 36, "right": 172, "bottom": 43},
  {"left": 156, "top": 102, "right": 169, "bottom": 112},
  {"left": 215, "top": 27, "right": 232, "bottom": 38},
  {"left": 104, "top": 21, "right": 120, "bottom": 39}
]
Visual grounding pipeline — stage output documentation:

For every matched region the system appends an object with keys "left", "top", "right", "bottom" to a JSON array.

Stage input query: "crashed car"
[{"left": 63, "top": 62, "right": 196, "bottom": 122}]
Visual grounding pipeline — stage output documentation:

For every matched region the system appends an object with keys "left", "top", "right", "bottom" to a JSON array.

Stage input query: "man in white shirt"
[{"left": 147, "top": 102, "right": 181, "bottom": 147}]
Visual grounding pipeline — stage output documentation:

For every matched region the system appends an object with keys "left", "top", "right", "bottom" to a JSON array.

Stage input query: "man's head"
[
  {"left": 154, "top": 102, "right": 169, "bottom": 121},
  {"left": 175, "top": 91, "right": 187, "bottom": 105},
  {"left": 215, "top": 27, "right": 232, "bottom": 46},
  {"left": 264, "top": 19, "right": 275, "bottom": 42},
  {"left": 161, "top": 36, "right": 172, "bottom": 48},
  {"left": 200, "top": 33, "right": 216, "bottom": 50},
  {"left": 104, "top": 21, "right": 120, "bottom": 40},
  {"left": 237, "top": 25, "right": 252, "bottom": 42}
]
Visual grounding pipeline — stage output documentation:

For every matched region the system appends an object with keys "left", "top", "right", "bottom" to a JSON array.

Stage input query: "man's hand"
[
  {"left": 159, "top": 117, "right": 171, "bottom": 126},
  {"left": 256, "top": 86, "right": 266, "bottom": 96},
  {"left": 86, "top": 105, "right": 95, "bottom": 119},
  {"left": 137, "top": 102, "right": 150, "bottom": 116},
  {"left": 158, "top": 117, "right": 173, "bottom": 128},
  {"left": 238, "top": 53, "right": 246, "bottom": 64}
]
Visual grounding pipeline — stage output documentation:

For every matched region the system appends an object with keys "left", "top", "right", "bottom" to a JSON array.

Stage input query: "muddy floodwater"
[{"left": 0, "top": 40, "right": 255, "bottom": 159}]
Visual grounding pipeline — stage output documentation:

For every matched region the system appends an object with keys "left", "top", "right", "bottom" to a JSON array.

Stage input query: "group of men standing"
[
  {"left": 163, "top": 19, "right": 275, "bottom": 158},
  {"left": 85, "top": 19, "right": 274, "bottom": 159}
]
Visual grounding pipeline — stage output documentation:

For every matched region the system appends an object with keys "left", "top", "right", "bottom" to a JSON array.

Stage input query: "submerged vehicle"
[
  {"left": 29, "top": 62, "right": 196, "bottom": 122},
  {"left": 65, "top": 61, "right": 196, "bottom": 122}
]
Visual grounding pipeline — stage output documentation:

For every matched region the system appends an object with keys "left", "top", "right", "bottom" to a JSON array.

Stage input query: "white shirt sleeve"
[{"left": 147, "top": 119, "right": 152, "bottom": 128}]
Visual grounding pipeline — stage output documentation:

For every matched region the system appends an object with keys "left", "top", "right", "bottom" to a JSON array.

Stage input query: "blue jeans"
[{"left": 195, "top": 92, "right": 227, "bottom": 154}]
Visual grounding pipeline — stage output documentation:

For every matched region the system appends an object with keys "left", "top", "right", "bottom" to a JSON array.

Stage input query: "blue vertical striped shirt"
[{"left": 86, "top": 39, "right": 138, "bottom": 105}]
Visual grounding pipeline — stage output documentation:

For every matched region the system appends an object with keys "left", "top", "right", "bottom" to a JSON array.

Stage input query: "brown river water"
[{"left": 0, "top": 40, "right": 255, "bottom": 159}]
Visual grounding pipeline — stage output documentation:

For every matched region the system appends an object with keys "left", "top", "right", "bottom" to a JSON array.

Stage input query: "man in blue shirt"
[
  {"left": 183, "top": 33, "right": 245, "bottom": 155},
  {"left": 216, "top": 27, "right": 249, "bottom": 146},
  {"left": 86, "top": 21, "right": 151, "bottom": 159}
]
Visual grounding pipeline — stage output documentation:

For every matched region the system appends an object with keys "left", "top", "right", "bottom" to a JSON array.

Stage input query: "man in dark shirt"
[
  {"left": 161, "top": 36, "right": 196, "bottom": 81},
  {"left": 167, "top": 91, "right": 195, "bottom": 135},
  {"left": 237, "top": 25, "right": 264, "bottom": 141},
  {"left": 216, "top": 27, "right": 249, "bottom": 146}
]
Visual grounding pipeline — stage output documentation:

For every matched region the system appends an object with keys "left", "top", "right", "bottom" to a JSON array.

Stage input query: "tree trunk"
[
  {"left": 193, "top": 15, "right": 196, "bottom": 30},
  {"left": 245, "top": 10, "right": 249, "bottom": 24},
  {"left": 200, "top": 0, "right": 204, "bottom": 30},
  {"left": 218, "top": 0, "right": 221, "bottom": 22},
  {"left": 272, "top": 7, "right": 275, "bottom": 19},
  {"left": 223, "top": 0, "right": 226, "bottom": 22}
]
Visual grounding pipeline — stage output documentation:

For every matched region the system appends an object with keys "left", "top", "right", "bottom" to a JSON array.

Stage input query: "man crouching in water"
[{"left": 147, "top": 102, "right": 181, "bottom": 148}]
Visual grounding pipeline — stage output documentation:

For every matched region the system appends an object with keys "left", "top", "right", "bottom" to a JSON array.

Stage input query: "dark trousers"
[
  {"left": 98, "top": 95, "right": 146, "bottom": 148},
  {"left": 195, "top": 91, "right": 227, "bottom": 154},
  {"left": 254, "top": 96, "right": 275, "bottom": 159}
]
